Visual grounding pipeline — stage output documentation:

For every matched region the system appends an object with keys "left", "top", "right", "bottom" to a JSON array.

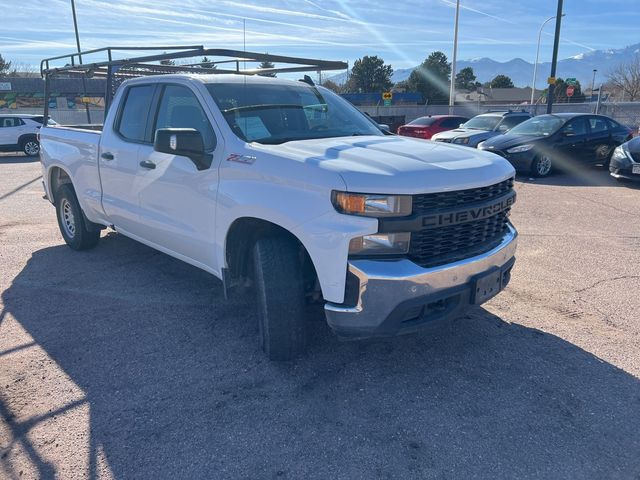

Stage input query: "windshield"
[
  {"left": 408, "top": 117, "right": 436, "bottom": 126},
  {"left": 509, "top": 116, "right": 565, "bottom": 136},
  {"left": 206, "top": 82, "right": 383, "bottom": 144},
  {"left": 461, "top": 115, "right": 502, "bottom": 131}
]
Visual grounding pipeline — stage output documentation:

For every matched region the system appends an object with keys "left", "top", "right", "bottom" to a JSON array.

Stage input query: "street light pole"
[
  {"left": 531, "top": 14, "right": 564, "bottom": 107},
  {"left": 448, "top": 0, "right": 460, "bottom": 113},
  {"left": 546, "top": 0, "right": 564, "bottom": 114},
  {"left": 70, "top": 0, "right": 91, "bottom": 124},
  {"left": 591, "top": 69, "right": 597, "bottom": 100}
]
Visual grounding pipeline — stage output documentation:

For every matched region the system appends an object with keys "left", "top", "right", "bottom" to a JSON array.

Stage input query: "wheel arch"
[
  {"left": 17, "top": 133, "right": 38, "bottom": 148},
  {"left": 48, "top": 165, "right": 73, "bottom": 203},
  {"left": 224, "top": 217, "right": 319, "bottom": 298}
]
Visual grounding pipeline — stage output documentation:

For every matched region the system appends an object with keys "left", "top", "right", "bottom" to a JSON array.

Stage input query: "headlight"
[
  {"left": 611, "top": 146, "right": 630, "bottom": 161},
  {"left": 332, "top": 192, "right": 412, "bottom": 217},
  {"left": 506, "top": 144, "right": 534, "bottom": 154},
  {"left": 453, "top": 137, "right": 470, "bottom": 145},
  {"left": 349, "top": 233, "right": 411, "bottom": 255}
]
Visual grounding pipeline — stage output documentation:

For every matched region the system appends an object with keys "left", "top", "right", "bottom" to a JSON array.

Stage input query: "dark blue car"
[{"left": 478, "top": 113, "right": 632, "bottom": 177}]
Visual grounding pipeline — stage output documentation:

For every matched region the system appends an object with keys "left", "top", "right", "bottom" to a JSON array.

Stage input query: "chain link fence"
[{"left": 9, "top": 102, "right": 640, "bottom": 133}]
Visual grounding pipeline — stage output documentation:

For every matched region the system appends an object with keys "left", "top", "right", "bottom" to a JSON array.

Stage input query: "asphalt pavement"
[{"left": 1, "top": 153, "right": 639, "bottom": 479}]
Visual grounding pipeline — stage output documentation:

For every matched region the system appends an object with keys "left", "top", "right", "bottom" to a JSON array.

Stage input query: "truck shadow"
[{"left": 2, "top": 233, "right": 640, "bottom": 479}]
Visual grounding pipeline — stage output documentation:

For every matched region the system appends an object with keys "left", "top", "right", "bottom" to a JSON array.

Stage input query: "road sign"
[
  {"left": 566, "top": 77, "right": 577, "bottom": 85},
  {"left": 566, "top": 85, "right": 575, "bottom": 97},
  {"left": 547, "top": 76, "right": 556, "bottom": 85},
  {"left": 382, "top": 91, "right": 392, "bottom": 101}
]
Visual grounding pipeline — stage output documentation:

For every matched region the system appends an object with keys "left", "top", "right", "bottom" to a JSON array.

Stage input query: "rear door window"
[
  {"left": 441, "top": 117, "right": 463, "bottom": 128},
  {"left": 1, "top": 117, "right": 23, "bottom": 128},
  {"left": 116, "top": 85, "right": 155, "bottom": 142},
  {"left": 589, "top": 117, "right": 609, "bottom": 135}
]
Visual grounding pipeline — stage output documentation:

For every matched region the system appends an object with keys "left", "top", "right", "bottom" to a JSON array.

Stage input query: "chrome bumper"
[{"left": 325, "top": 225, "right": 518, "bottom": 338}]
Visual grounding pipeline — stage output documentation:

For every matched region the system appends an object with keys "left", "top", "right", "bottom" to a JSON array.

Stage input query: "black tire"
[
  {"left": 252, "top": 236, "right": 306, "bottom": 361},
  {"left": 531, "top": 154, "right": 552, "bottom": 177},
  {"left": 21, "top": 137, "right": 40, "bottom": 157},
  {"left": 55, "top": 184, "right": 100, "bottom": 250}
]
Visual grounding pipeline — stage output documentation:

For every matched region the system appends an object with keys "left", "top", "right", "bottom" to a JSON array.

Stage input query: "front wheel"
[
  {"left": 55, "top": 184, "right": 101, "bottom": 250},
  {"left": 531, "top": 154, "right": 552, "bottom": 177},
  {"left": 252, "top": 236, "right": 306, "bottom": 361}
]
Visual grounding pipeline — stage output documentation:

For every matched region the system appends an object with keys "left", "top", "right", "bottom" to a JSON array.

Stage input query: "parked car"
[
  {"left": 397, "top": 115, "right": 469, "bottom": 140},
  {"left": 610, "top": 136, "right": 640, "bottom": 181},
  {"left": 478, "top": 113, "right": 633, "bottom": 177},
  {"left": 41, "top": 73, "right": 518, "bottom": 361},
  {"left": 431, "top": 111, "right": 531, "bottom": 147},
  {"left": 0, "top": 114, "right": 55, "bottom": 156}
]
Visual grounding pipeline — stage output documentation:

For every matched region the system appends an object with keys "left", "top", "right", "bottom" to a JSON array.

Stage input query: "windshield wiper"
[{"left": 223, "top": 104, "right": 304, "bottom": 113}]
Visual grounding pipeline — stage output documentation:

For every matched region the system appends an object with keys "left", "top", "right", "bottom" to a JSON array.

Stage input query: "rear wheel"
[
  {"left": 252, "top": 236, "right": 306, "bottom": 361},
  {"left": 531, "top": 154, "right": 552, "bottom": 177},
  {"left": 22, "top": 138, "right": 40, "bottom": 157},
  {"left": 55, "top": 184, "right": 100, "bottom": 250}
]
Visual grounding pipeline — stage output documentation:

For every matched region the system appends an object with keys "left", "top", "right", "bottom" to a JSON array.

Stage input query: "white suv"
[{"left": 0, "top": 114, "right": 56, "bottom": 156}]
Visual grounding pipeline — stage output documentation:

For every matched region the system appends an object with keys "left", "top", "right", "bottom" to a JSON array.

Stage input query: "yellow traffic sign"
[
  {"left": 382, "top": 92, "right": 392, "bottom": 100},
  {"left": 547, "top": 77, "right": 556, "bottom": 85}
]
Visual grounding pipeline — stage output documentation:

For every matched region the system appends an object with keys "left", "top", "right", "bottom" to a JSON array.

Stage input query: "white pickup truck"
[{"left": 40, "top": 73, "right": 518, "bottom": 360}]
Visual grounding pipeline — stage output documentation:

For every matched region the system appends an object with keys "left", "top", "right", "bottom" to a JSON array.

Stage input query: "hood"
[
  {"left": 252, "top": 135, "right": 515, "bottom": 194},
  {"left": 481, "top": 133, "right": 545, "bottom": 151},
  {"left": 624, "top": 136, "right": 640, "bottom": 154},
  {"left": 433, "top": 128, "right": 493, "bottom": 140}
]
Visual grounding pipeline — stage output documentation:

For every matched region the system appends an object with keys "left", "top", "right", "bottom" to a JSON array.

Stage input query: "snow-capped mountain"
[{"left": 328, "top": 43, "right": 640, "bottom": 87}]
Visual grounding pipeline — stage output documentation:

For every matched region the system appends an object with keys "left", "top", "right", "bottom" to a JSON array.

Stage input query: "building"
[
  {"left": 455, "top": 87, "right": 544, "bottom": 105},
  {"left": 0, "top": 77, "right": 106, "bottom": 111}
]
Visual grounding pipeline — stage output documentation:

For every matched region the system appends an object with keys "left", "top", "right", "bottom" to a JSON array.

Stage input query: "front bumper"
[
  {"left": 479, "top": 147, "right": 534, "bottom": 172},
  {"left": 609, "top": 154, "right": 640, "bottom": 181},
  {"left": 325, "top": 225, "right": 517, "bottom": 339}
]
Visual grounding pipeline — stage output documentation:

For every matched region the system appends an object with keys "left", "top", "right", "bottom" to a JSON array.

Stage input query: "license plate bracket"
[{"left": 472, "top": 268, "right": 503, "bottom": 305}]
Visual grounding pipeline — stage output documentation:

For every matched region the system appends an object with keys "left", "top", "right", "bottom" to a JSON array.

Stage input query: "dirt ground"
[{"left": 1, "top": 153, "right": 639, "bottom": 479}]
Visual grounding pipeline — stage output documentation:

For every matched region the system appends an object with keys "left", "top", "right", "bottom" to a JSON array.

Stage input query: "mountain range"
[{"left": 329, "top": 42, "right": 640, "bottom": 88}]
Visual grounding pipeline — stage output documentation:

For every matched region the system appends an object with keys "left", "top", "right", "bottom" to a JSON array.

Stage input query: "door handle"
[
  {"left": 139, "top": 160, "right": 156, "bottom": 169},
  {"left": 101, "top": 152, "right": 114, "bottom": 161}
]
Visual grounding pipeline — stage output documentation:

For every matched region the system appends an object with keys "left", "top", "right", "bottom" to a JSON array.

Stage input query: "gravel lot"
[{"left": 1, "top": 153, "right": 639, "bottom": 479}]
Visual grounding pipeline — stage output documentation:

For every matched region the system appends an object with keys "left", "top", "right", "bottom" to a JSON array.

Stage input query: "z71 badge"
[{"left": 227, "top": 153, "right": 257, "bottom": 165}]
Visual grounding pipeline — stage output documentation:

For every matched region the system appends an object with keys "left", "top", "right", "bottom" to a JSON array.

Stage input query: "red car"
[{"left": 397, "top": 115, "right": 469, "bottom": 140}]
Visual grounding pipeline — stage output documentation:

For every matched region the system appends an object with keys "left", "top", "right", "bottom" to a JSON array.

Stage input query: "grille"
[
  {"left": 412, "top": 178, "right": 514, "bottom": 214},
  {"left": 434, "top": 138, "right": 451, "bottom": 143},
  {"left": 631, "top": 152, "right": 640, "bottom": 164},
  {"left": 409, "top": 179, "right": 514, "bottom": 268}
]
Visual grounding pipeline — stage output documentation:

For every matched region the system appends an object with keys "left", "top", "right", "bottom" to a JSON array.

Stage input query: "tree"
[
  {"left": 0, "top": 53, "right": 12, "bottom": 77},
  {"left": 490, "top": 75, "right": 514, "bottom": 88},
  {"left": 608, "top": 55, "right": 640, "bottom": 101},
  {"left": 543, "top": 78, "right": 586, "bottom": 103},
  {"left": 455, "top": 67, "right": 476, "bottom": 90},
  {"left": 407, "top": 51, "right": 450, "bottom": 104},
  {"left": 346, "top": 55, "right": 393, "bottom": 93},
  {"left": 258, "top": 60, "right": 276, "bottom": 77},
  {"left": 321, "top": 79, "right": 341, "bottom": 93},
  {"left": 199, "top": 57, "right": 217, "bottom": 70}
]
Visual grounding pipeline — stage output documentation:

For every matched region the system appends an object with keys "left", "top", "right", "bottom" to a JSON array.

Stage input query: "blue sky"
[{"left": 1, "top": 0, "right": 637, "bottom": 73}]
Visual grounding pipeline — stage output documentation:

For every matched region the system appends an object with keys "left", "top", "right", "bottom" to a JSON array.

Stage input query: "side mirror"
[
  {"left": 498, "top": 125, "right": 509, "bottom": 133},
  {"left": 154, "top": 128, "right": 212, "bottom": 170},
  {"left": 378, "top": 123, "right": 391, "bottom": 133}
]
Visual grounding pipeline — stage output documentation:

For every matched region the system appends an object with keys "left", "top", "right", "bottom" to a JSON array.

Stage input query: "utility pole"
[
  {"left": 590, "top": 69, "right": 597, "bottom": 100},
  {"left": 448, "top": 0, "right": 460, "bottom": 114},
  {"left": 546, "top": 0, "right": 564, "bottom": 114},
  {"left": 70, "top": 0, "right": 91, "bottom": 124}
]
